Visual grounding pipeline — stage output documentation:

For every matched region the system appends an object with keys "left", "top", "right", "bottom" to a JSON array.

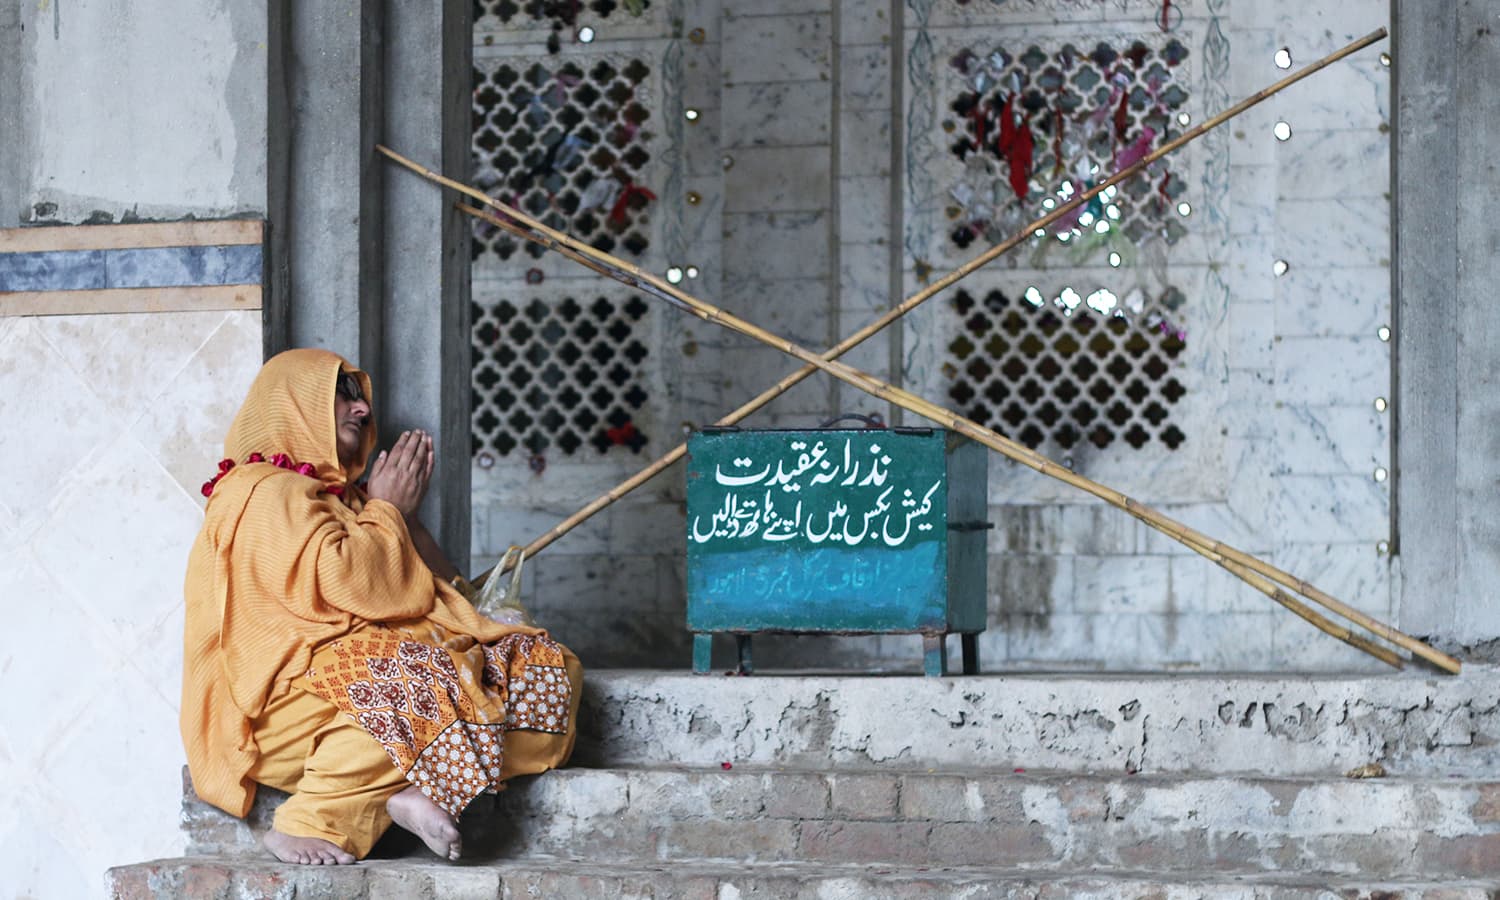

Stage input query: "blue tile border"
[
  {"left": 0, "top": 249, "right": 106, "bottom": 291},
  {"left": 0, "top": 244, "right": 263, "bottom": 292}
]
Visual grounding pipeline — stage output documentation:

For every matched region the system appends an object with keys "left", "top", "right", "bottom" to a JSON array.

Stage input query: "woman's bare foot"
[
  {"left": 263, "top": 829, "right": 356, "bottom": 865},
  {"left": 386, "top": 786, "right": 462, "bottom": 861}
]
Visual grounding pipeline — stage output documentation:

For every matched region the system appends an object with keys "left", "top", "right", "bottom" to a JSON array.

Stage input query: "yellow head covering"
[{"left": 224, "top": 347, "right": 376, "bottom": 489}]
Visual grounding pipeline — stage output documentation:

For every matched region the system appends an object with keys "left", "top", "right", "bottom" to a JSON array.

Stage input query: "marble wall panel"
[
  {"left": 680, "top": 43, "right": 723, "bottom": 112},
  {"left": 530, "top": 550, "right": 662, "bottom": 616},
  {"left": 1272, "top": 474, "right": 1390, "bottom": 544},
  {"left": 0, "top": 549, "right": 87, "bottom": 767},
  {"left": 1277, "top": 129, "right": 1390, "bottom": 202},
  {"left": 725, "top": 146, "right": 833, "bottom": 212},
  {"left": 1272, "top": 57, "right": 1389, "bottom": 128},
  {"left": 840, "top": 0, "right": 894, "bottom": 46},
  {"left": 717, "top": 342, "right": 835, "bottom": 419},
  {"left": 988, "top": 503, "right": 1148, "bottom": 557},
  {"left": 681, "top": 0, "right": 723, "bottom": 41},
  {"left": 838, "top": 110, "right": 893, "bottom": 177},
  {"left": 473, "top": 500, "right": 614, "bottom": 558},
  {"left": 32, "top": 433, "right": 204, "bottom": 650},
  {"left": 34, "top": 309, "right": 243, "bottom": 433},
  {"left": 0, "top": 316, "right": 127, "bottom": 540},
  {"left": 1272, "top": 405, "right": 1387, "bottom": 476},
  {"left": 50, "top": 677, "right": 187, "bottom": 883},
  {"left": 473, "top": 450, "right": 680, "bottom": 508},
  {"left": 988, "top": 554, "right": 1074, "bottom": 617},
  {"left": 722, "top": 276, "right": 835, "bottom": 346},
  {"left": 1003, "top": 612, "right": 1144, "bottom": 669},
  {"left": 1274, "top": 265, "right": 1389, "bottom": 338},
  {"left": 838, "top": 240, "right": 892, "bottom": 301},
  {"left": 1073, "top": 554, "right": 1174, "bottom": 615},
  {"left": 1223, "top": 447, "right": 1283, "bottom": 545},
  {"left": 1240, "top": 0, "right": 1389, "bottom": 41},
  {"left": 1222, "top": 369, "right": 1276, "bottom": 439},
  {"left": 839, "top": 175, "right": 892, "bottom": 244},
  {"left": 1274, "top": 197, "right": 1389, "bottom": 269},
  {"left": 1271, "top": 614, "right": 1389, "bottom": 672},
  {"left": 1138, "top": 500, "right": 1276, "bottom": 558},
  {"left": 1150, "top": 611, "right": 1279, "bottom": 669},
  {"left": 1270, "top": 541, "right": 1394, "bottom": 618},
  {"left": 684, "top": 108, "right": 727, "bottom": 178},
  {"left": 723, "top": 211, "right": 831, "bottom": 281},
  {"left": 682, "top": 180, "right": 725, "bottom": 243},
  {"left": 839, "top": 43, "right": 891, "bottom": 111},
  {"left": 1169, "top": 553, "right": 1276, "bottom": 614},
  {"left": 1226, "top": 28, "right": 1279, "bottom": 98},
  {"left": 529, "top": 546, "right": 695, "bottom": 667},
  {"left": 0, "top": 795, "right": 96, "bottom": 899},
  {"left": 722, "top": 13, "right": 833, "bottom": 84},
  {"left": 604, "top": 498, "right": 690, "bottom": 555},
  {"left": 1219, "top": 232, "right": 1277, "bottom": 300},
  {"left": 1273, "top": 336, "right": 1388, "bottom": 406},
  {"left": 723, "top": 81, "right": 833, "bottom": 147},
  {"left": 1228, "top": 103, "right": 1281, "bottom": 168},
  {"left": 834, "top": 339, "right": 893, "bottom": 390},
  {"left": 1228, "top": 163, "right": 1277, "bottom": 239},
  {"left": 1229, "top": 301, "right": 1274, "bottom": 369},
  {"left": 0, "top": 304, "right": 262, "bottom": 898}
]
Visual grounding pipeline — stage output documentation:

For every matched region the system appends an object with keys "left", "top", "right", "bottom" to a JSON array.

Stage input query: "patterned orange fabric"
[
  {"left": 182, "top": 348, "right": 564, "bottom": 818},
  {"left": 300, "top": 626, "right": 572, "bottom": 816}
]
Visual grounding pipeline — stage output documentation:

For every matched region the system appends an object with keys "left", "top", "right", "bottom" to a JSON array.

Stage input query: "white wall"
[{"left": 0, "top": 2, "right": 267, "bottom": 897}]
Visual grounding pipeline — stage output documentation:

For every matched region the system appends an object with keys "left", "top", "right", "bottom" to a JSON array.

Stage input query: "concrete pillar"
[
  {"left": 265, "top": 0, "right": 383, "bottom": 366},
  {"left": 267, "top": 0, "right": 471, "bottom": 569},
  {"left": 1393, "top": 1, "right": 1500, "bottom": 651},
  {"left": 379, "top": 0, "right": 473, "bottom": 572},
  {"left": 0, "top": 2, "right": 22, "bottom": 226}
]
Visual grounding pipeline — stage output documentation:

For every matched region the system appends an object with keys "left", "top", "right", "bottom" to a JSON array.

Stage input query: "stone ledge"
[
  {"left": 185, "top": 765, "right": 1500, "bottom": 878},
  {"left": 575, "top": 667, "right": 1500, "bottom": 776},
  {"left": 106, "top": 856, "right": 1500, "bottom": 900}
]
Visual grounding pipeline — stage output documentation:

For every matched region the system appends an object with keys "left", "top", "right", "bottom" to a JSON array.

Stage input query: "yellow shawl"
[{"left": 181, "top": 348, "right": 520, "bottom": 817}]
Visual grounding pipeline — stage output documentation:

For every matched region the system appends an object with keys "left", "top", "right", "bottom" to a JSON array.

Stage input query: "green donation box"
[{"left": 685, "top": 427, "right": 988, "bottom": 676}]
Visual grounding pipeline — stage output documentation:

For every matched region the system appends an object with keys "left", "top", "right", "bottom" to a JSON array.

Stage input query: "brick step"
[
  {"left": 573, "top": 668, "right": 1500, "bottom": 777},
  {"left": 106, "top": 856, "right": 1500, "bottom": 900},
  {"left": 184, "top": 765, "right": 1500, "bottom": 880}
]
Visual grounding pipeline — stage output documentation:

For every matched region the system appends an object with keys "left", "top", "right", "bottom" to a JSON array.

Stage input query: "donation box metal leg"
[
  {"left": 692, "top": 633, "right": 713, "bottom": 673},
  {"left": 691, "top": 633, "right": 755, "bottom": 675}
]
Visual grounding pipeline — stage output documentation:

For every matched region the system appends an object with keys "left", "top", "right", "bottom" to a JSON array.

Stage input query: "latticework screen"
[
  {"left": 946, "top": 286, "right": 1186, "bottom": 451},
  {"left": 931, "top": 32, "right": 1196, "bottom": 456},
  {"left": 471, "top": 55, "right": 656, "bottom": 263},
  {"left": 472, "top": 293, "right": 652, "bottom": 461}
]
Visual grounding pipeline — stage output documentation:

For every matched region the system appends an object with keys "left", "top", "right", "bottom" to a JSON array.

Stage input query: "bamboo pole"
[
  {"left": 383, "top": 27, "right": 1462, "bottom": 672},
  {"left": 460, "top": 199, "right": 1411, "bottom": 672},
  {"left": 380, "top": 27, "right": 1390, "bottom": 572}
]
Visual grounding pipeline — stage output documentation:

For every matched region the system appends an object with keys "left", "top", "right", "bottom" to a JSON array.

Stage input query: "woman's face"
[{"left": 334, "top": 371, "right": 371, "bottom": 468}]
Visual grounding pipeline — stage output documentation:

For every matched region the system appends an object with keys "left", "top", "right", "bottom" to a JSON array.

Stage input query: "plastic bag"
[{"left": 473, "top": 545, "right": 536, "bottom": 627}]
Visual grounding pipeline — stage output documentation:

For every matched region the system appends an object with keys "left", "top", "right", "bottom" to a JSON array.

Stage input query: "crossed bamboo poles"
[{"left": 380, "top": 26, "right": 1459, "bottom": 674}]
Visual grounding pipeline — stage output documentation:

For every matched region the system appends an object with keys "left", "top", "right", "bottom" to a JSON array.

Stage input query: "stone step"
[
  {"left": 183, "top": 765, "right": 1500, "bottom": 880},
  {"left": 105, "top": 857, "right": 1500, "bottom": 899},
  {"left": 574, "top": 668, "right": 1500, "bottom": 776},
  {"left": 488, "top": 767, "right": 1500, "bottom": 880}
]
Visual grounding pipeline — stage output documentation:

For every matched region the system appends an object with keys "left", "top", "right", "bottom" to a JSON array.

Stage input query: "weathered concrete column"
[
  {"left": 379, "top": 0, "right": 473, "bottom": 572},
  {"left": 1394, "top": 1, "right": 1500, "bottom": 653},
  {"left": 266, "top": 0, "right": 383, "bottom": 364},
  {"left": 267, "top": 1, "right": 471, "bottom": 568},
  {"left": 0, "top": 2, "right": 22, "bottom": 226}
]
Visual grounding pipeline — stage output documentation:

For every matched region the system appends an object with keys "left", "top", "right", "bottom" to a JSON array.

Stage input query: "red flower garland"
[{"left": 201, "top": 451, "right": 343, "bottom": 498}]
